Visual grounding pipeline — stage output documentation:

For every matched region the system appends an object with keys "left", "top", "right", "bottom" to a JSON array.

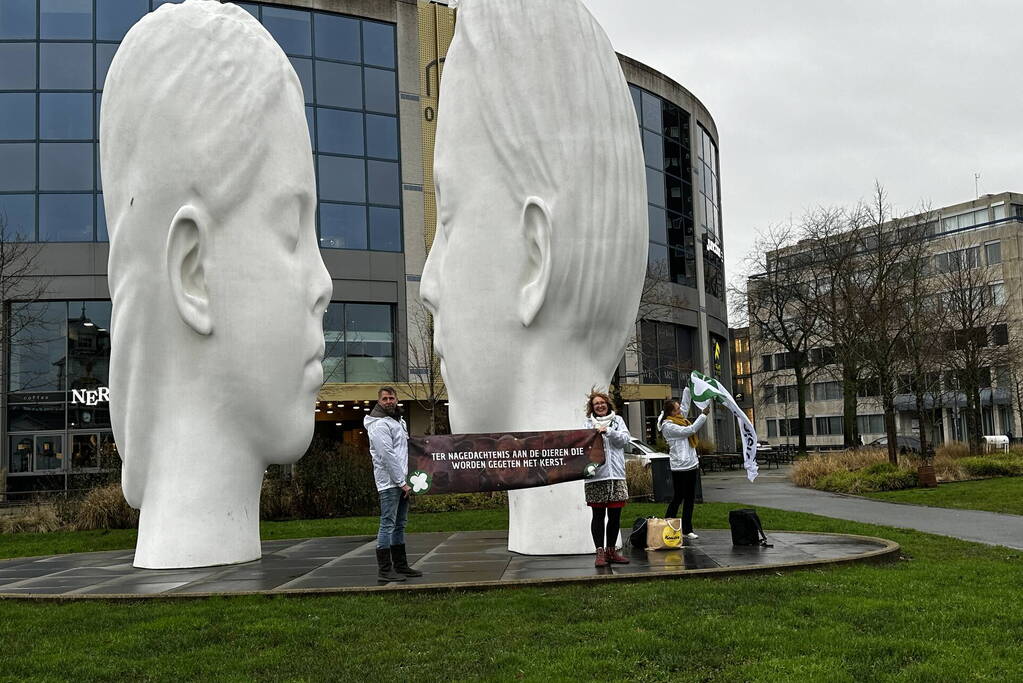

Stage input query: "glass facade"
[
  {"left": 5, "top": 298, "right": 395, "bottom": 485},
  {"left": 6, "top": 301, "right": 114, "bottom": 483},
  {"left": 697, "top": 125, "right": 724, "bottom": 300},
  {"left": 322, "top": 302, "right": 395, "bottom": 383},
  {"left": 0, "top": 0, "right": 402, "bottom": 252},
  {"left": 629, "top": 84, "right": 697, "bottom": 288}
]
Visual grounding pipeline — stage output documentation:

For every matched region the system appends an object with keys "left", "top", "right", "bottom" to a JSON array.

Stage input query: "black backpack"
[
  {"left": 728, "top": 508, "right": 772, "bottom": 547},
  {"left": 629, "top": 517, "right": 649, "bottom": 549}
]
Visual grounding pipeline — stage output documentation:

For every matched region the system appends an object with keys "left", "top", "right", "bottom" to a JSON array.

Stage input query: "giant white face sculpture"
[
  {"left": 101, "top": 0, "right": 331, "bottom": 568},
  {"left": 420, "top": 0, "right": 647, "bottom": 554}
]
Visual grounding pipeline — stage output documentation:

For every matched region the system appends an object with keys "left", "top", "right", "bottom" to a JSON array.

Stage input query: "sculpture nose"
[{"left": 420, "top": 246, "right": 440, "bottom": 316}]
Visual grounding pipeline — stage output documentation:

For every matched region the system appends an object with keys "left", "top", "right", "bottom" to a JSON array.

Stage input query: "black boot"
[
  {"left": 390, "top": 544, "right": 423, "bottom": 577},
  {"left": 376, "top": 547, "right": 406, "bottom": 582}
]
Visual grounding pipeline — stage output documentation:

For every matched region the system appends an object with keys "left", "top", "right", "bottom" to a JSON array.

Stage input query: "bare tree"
[
  {"left": 740, "top": 223, "right": 823, "bottom": 456},
  {"left": 933, "top": 232, "right": 1013, "bottom": 453},
  {"left": 0, "top": 208, "right": 51, "bottom": 392},
  {"left": 853, "top": 184, "right": 934, "bottom": 464},
  {"left": 893, "top": 211, "right": 944, "bottom": 457},
  {"left": 618, "top": 258, "right": 694, "bottom": 406},
  {"left": 801, "top": 205, "right": 870, "bottom": 448},
  {"left": 403, "top": 303, "right": 447, "bottom": 435}
]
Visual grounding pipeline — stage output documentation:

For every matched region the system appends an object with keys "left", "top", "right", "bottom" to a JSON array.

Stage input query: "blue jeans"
[{"left": 377, "top": 486, "right": 409, "bottom": 549}]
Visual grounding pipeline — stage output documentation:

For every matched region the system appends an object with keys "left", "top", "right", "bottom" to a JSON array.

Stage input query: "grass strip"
[
  {"left": 864, "top": 476, "right": 1023, "bottom": 516},
  {"left": 1, "top": 503, "right": 1022, "bottom": 680}
]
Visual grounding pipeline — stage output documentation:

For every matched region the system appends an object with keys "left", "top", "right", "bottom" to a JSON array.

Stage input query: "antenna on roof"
[{"left": 974, "top": 172, "right": 981, "bottom": 199}]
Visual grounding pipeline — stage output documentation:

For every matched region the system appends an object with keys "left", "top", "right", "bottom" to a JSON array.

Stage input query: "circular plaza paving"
[{"left": 0, "top": 528, "right": 898, "bottom": 600}]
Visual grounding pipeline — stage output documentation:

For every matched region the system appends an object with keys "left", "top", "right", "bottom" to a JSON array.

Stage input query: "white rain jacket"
[
  {"left": 583, "top": 414, "right": 632, "bottom": 482},
  {"left": 660, "top": 413, "right": 707, "bottom": 472},
  {"left": 365, "top": 411, "right": 409, "bottom": 492}
]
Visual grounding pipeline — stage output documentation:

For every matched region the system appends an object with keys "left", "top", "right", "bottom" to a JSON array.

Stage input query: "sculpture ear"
[
  {"left": 166, "top": 204, "right": 213, "bottom": 336},
  {"left": 519, "top": 196, "right": 552, "bottom": 328}
]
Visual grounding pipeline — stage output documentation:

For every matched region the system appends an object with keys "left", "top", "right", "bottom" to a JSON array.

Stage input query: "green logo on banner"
[
  {"left": 409, "top": 471, "right": 431, "bottom": 493},
  {"left": 583, "top": 462, "right": 599, "bottom": 478}
]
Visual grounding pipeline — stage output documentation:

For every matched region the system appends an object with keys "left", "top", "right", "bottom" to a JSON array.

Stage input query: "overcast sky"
[{"left": 583, "top": 0, "right": 1022, "bottom": 293}]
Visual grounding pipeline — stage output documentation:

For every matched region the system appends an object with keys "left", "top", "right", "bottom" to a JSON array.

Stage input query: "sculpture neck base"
[{"left": 132, "top": 463, "right": 264, "bottom": 570}]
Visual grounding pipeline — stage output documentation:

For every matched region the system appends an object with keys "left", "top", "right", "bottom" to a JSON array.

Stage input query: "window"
[
  {"left": 0, "top": 93, "right": 35, "bottom": 139},
  {"left": 39, "top": 194, "right": 93, "bottom": 241},
  {"left": 816, "top": 416, "right": 843, "bottom": 435},
  {"left": 2, "top": 5, "right": 400, "bottom": 249},
  {"left": 761, "top": 354, "right": 773, "bottom": 372},
  {"left": 9, "top": 302, "right": 68, "bottom": 392},
  {"left": 314, "top": 14, "right": 360, "bottom": 62},
  {"left": 322, "top": 303, "right": 395, "bottom": 383},
  {"left": 96, "top": 0, "right": 147, "bottom": 42},
  {"left": 319, "top": 204, "right": 367, "bottom": 250},
  {"left": 991, "top": 324, "right": 1009, "bottom": 346},
  {"left": 940, "top": 208, "right": 989, "bottom": 234},
  {"left": 41, "top": 0, "right": 91, "bottom": 39},
  {"left": 640, "top": 320, "right": 695, "bottom": 390},
  {"left": 767, "top": 420, "right": 778, "bottom": 438},
  {"left": 813, "top": 381, "right": 842, "bottom": 401},
  {"left": 988, "top": 282, "right": 1005, "bottom": 307},
  {"left": 856, "top": 414, "right": 885, "bottom": 435},
  {"left": 263, "top": 7, "right": 312, "bottom": 56},
  {"left": 317, "top": 108, "right": 364, "bottom": 155},
  {"left": 985, "top": 241, "right": 1001, "bottom": 265},
  {"left": 633, "top": 84, "right": 696, "bottom": 288}
]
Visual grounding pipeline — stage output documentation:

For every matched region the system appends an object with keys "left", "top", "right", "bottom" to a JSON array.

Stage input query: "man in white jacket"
[{"left": 365, "top": 386, "right": 422, "bottom": 582}]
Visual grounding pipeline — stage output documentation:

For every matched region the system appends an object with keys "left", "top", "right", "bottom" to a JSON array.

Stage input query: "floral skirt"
[{"left": 584, "top": 479, "right": 629, "bottom": 508}]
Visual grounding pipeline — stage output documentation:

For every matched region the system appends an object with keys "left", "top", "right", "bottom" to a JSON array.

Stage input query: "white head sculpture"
[
  {"left": 420, "top": 0, "right": 647, "bottom": 554},
  {"left": 101, "top": 0, "right": 332, "bottom": 569}
]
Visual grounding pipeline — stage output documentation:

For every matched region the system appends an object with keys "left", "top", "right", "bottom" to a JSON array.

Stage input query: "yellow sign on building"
[{"left": 418, "top": 1, "right": 456, "bottom": 252}]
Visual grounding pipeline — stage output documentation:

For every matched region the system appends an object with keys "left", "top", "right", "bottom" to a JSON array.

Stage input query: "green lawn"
[
  {"left": 865, "top": 476, "right": 1023, "bottom": 516},
  {"left": 2, "top": 503, "right": 1022, "bottom": 681}
]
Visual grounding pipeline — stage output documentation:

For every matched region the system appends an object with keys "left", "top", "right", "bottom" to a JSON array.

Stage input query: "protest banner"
[{"left": 406, "top": 429, "right": 606, "bottom": 495}]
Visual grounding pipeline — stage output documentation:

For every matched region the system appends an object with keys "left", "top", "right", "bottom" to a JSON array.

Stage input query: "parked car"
[
  {"left": 626, "top": 438, "right": 665, "bottom": 467},
  {"left": 868, "top": 435, "right": 921, "bottom": 453},
  {"left": 756, "top": 440, "right": 772, "bottom": 454}
]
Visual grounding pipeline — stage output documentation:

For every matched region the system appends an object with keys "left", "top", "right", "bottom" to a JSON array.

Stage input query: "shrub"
[
  {"left": 625, "top": 460, "right": 653, "bottom": 501},
  {"left": 790, "top": 448, "right": 889, "bottom": 488},
  {"left": 791, "top": 448, "right": 919, "bottom": 493},
  {"left": 412, "top": 492, "right": 506, "bottom": 513},
  {"left": 932, "top": 453, "right": 964, "bottom": 482},
  {"left": 936, "top": 441, "right": 971, "bottom": 460},
  {"left": 75, "top": 483, "right": 138, "bottom": 530},
  {"left": 959, "top": 455, "right": 1023, "bottom": 478},
  {"left": 815, "top": 463, "right": 917, "bottom": 494},
  {"left": 0, "top": 501, "right": 62, "bottom": 534},
  {"left": 294, "top": 438, "right": 377, "bottom": 518}
]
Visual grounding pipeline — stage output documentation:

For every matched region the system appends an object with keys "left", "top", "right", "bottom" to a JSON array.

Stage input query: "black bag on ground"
[
  {"left": 729, "top": 508, "right": 772, "bottom": 547},
  {"left": 629, "top": 517, "right": 649, "bottom": 549}
]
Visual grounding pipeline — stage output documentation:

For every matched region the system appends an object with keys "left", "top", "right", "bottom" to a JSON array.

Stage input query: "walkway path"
[{"left": 701, "top": 466, "right": 1023, "bottom": 550}]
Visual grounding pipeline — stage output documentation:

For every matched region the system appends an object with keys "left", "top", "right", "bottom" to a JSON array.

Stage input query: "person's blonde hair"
[{"left": 585, "top": 390, "right": 617, "bottom": 418}]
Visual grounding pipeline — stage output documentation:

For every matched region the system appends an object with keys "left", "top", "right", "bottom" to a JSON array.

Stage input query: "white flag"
[{"left": 689, "top": 370, "right": 759, "bottom": 482}]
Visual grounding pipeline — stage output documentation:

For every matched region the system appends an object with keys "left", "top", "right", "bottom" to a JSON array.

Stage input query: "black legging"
[
  {"left": 590, "top": 506, "right": 623, "bottom": 548},
  {"left": 665, "top": 468, "right": 698, "bottom": 534}
]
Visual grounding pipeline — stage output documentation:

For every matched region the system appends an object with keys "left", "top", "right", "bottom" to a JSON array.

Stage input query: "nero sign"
[
  {"left": 407, "top": 429, "right": 606, "bottom": 495},
  {"left": 72, "top": 387, "right": 110, "bottom": 406}
]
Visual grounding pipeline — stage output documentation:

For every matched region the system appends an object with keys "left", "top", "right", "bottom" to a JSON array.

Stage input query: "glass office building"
[{"left": 0, "top": 0, "right": 729, "bottom": 497}]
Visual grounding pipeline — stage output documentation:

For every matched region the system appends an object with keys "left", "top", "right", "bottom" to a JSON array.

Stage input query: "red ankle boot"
[
  {"left": 606, "top": 546, "right": 630, "bottom": 564},
  {"left": 594, "top": 547, "right": 608, "bottom": 567}
]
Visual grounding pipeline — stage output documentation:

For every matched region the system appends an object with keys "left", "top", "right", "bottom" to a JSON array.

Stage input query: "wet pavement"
[{"left": 0, "top": 529, "right": 897, "bottom": 599}]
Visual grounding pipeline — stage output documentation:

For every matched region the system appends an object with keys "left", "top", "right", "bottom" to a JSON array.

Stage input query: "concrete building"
[
  {"left": 0, "top": 0, "right": 730, "bottom": 498},
  {"left": 750, "top": 192, "right": 1023, "bottom": 450}
]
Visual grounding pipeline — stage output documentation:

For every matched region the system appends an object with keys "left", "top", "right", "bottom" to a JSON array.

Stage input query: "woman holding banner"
[
  {"left": 659, "top": 390, "right": 711, "bottom": 539},
  {"left": 584, "top": 390, "right": 633, "bottom": 567}
]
